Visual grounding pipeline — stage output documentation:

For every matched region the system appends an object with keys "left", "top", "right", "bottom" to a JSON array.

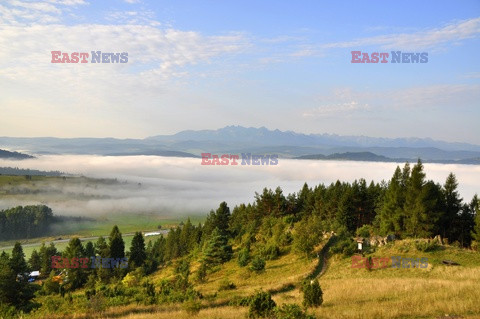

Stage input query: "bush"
[
  {"left": 275, "top": 303, "right": 315, "bottom": 319},
  {"left": 302, "top": 279, "right": 323, "bottom": 308},
  {"left": 218, "top": 278, "right": 236, "bottom": 291},
  {"left": 247, "top": 291, "right": 276, "bottom": 318},
  {"left": 183, "top": 298, "right": 201, "bottom": 315},
  {"left": 331, "top": 237, "right": 356, "bottom": 257},
  {"left": 195, "top": 262, "right": 208, "bottom": 283},
  {"left": 260, "top": 244, "right": 281, "bottom": 260},
  {"left": 414, "top": 240, "right": 438, "bottom": 252},
  {"left": 356, "top": 225, "right": 372, "bottom": 238},
  {"left": 250, "top": 256, "right": 266, "bottom": 272},
  {"left": 238, "top": 247, "right": 250, "bottom": 267}
]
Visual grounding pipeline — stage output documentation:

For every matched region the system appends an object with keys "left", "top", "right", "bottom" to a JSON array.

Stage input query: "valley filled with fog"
[{"left": 0, "top": 155, "right": 478, "bottom": 217}]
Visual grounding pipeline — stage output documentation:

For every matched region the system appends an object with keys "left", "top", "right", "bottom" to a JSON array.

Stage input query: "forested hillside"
[{"left": 0, "top": 160, "right": 479, "bottom": 318}]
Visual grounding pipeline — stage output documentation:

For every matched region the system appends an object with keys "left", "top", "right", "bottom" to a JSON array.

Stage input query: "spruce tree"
[
  {"left": 29, "top": 249, "right": 41, "bottom": 271},
  {"left": 203, "top": 227, "right": 232, "bottom": 266},
  {"left": 404, "top": 160, "right": 433, "bottom": 237},
  {"left": 378, "top": 166, "right": 405, "bottom": 235},
  {"left": 84, "top": 241, "right": 95, "bottom": 258},
  {"left": 63, "top": 237, "right": 86, "bottom": 289},
  {"left": 442, "top": 173, "right": 462, "bottom": 239},
  {"left": 109, "top": 225, "right": 125, "bottom": 259},
  {"left": 10, "top": 242, "right": 29, "bottom": 276},
  {"left": 95, "top": 236, "right": 109, "bottom": 257},
  {"left": 471, "top": 195, "right": 480, "bottom": 246},
  {"left": 130, "top": 231, "right": 146, "bottom": 268}
]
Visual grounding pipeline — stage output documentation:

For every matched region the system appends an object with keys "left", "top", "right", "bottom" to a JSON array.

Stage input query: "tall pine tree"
[{"left": 129, "top": 231, "right": 146, "bottom": 268}]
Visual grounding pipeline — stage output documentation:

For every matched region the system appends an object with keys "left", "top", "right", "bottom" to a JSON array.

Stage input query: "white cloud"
[{"left": 323, "top": 17, "right": 480, "bottom": 51}]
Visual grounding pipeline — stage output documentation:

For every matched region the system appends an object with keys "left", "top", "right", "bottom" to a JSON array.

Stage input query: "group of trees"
[
  {"left": 0, "top": 243, "right": 37, "bottom": 312},
  {"left": 378, "top": 161, "right": 478, "bottom": 245},
  {"left": 0, "top": 205, "right": 54, "bottom": 240}
]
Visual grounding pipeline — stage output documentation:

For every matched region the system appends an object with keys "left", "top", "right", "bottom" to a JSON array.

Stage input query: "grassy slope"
[{"left": 114, "top": 239, "right": 480, "bottom": 319}]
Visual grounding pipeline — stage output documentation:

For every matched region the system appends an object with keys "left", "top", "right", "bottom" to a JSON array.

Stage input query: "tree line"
[{"left": 0, "top": 205, "right": 54, "bottom": 240}]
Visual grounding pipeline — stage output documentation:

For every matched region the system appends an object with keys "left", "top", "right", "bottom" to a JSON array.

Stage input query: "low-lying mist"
[{"left": 0, "top": 155, "right": 478, "bottom": 217}]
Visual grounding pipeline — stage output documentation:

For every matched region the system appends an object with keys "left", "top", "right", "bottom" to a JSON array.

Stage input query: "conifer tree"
[
  {"left": 203, "top": 227, "right": 232, "bottom": 266},
  {"left": 130, "top": 232, "right": 146, "bottom": 268},
  {"left": 109, "top": 225, "right": 125, "bottom": 259}
]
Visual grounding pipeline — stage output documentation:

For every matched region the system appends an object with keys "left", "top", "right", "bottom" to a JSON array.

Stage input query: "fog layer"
[{"left": 0, "top": 155, "right": 478, "bottom": 216}]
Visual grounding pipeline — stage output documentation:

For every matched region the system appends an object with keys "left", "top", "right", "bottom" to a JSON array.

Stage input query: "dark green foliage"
[
  {"left": 174, "top": 260, "right": 191, "bottom": 291},
  {"left": 195, "top": 261, "right": 208, "bottom": 283},
  {"left": 302, "top": 279, "right": 323, "bottom": 308},
  {"left": 472, "top": 196, "right": 480, "bottom": 246},
  {"left": 0, "top": 246, "right": 35, "bottom": 311},
  {"left": 39, "top": 242, "right": 57, "bottom": 277},
  {"left": 259, "top": 244, "right": 280, "bottom": 260},
  {"left": 109, "top": 225, "right": 125, "bottom": 259},
  {"left": 414, "top": 240, "right": 439, "bottom": 252},
  {"left": 10, "top": 242, "right": 29, "bottom": 276},
  {"left": 84, "top": 241, "right": 95, "bottom": 258},
  {"left": 293, "top": 215, "right": 322, "bottom": 258},
  {"left": 42, "top": 271, "right": 60, "bottom": 295},
  {"left": 129, "top": 232, "right": 146, "bottom": 268},
  {"left": 275, "top": 303, "right": 315, "bottom": 319},
  {"left": 331, "top": 229, "right": 356, "bottom": 257},
  {"left": 356, "top": 224, "right": 372, "bottom": 238},
  {"left": 247, "top": 290, "right": 276, "bottom": 318},
  {"left": 28, "top": 249, "right": 41, "bottom": 271},
  {"left": 203, "top": 201, "right": 231, "bottom": 239},
  {"left": 95, "top": 236, "right": 109, "bottom": 257},
  {"left": 0, "top": 205, "right": 53, "bottom": 240},
  {"left": 63, "top": 237, "right": 86, "bottom": 290},
  {"left": 250, "top": 256, "right": 266, "bottom": 272},
  {"left": 203, "top": 227, "right": 232, "bottom": 266},
  {"left": 237, "top": 247, "right": 251, "bottom": 267}
]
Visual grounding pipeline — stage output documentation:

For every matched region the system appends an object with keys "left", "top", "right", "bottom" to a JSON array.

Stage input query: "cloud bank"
[{"left": 0, "top": 156, "right": 478, "bottom": 217}]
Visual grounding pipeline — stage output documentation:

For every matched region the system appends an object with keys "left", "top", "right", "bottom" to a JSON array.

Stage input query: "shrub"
[
  {"left": 42, "top": 271, "right": 60, "bottom": 295},
  {"left": 250, "top": 256, "right": 266, "bottom": 272},
  {"left": 260, "top": 244, "right": 281, "bottom": 260},
  {"left": 195, "top": 262, "right": 208, "bottom": 283},
  {"left": 275, "top": 303, "right": 315, "bottom": 319},
  {"left": 356, "top": 225, "right": 373, "bottom": 238},
  {"left": 218, "top": 278, "right": 236, "bottom": 291},
  {"left": 183, "top": 298, "right": 201, "bottom": 315},
  {"left": 238, "top": 247, "right": 250, "bottom": 267},
  {"left": 302, "top": 279, "right": 323, "bottom": 308},
  {"left": 247, "top": 291, "right": 276, "bottom": 318},
  {"left": 414, "top": 240, "right": 438, "bottom": 252}
]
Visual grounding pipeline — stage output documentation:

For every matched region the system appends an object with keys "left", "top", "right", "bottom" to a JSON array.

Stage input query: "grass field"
[
  {"left": 100, "top": 239, "right": 480, "bottom": 319},
  {"left": 0, "top": 212, "right": 206, "bottom": 258}
]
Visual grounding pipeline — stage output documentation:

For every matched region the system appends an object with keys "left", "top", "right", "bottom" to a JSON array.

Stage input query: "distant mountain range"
[
  {"left": 1, "top": 126, "right": 480, "bottom": 164},
  {"left": 295, "top": 151, "right": 480, "bottom": 165}
]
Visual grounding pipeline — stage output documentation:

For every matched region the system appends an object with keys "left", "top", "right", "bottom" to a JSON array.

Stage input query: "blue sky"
[{"left": 0, "top": 0, "right": 479, "bottom": 143}]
